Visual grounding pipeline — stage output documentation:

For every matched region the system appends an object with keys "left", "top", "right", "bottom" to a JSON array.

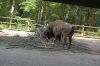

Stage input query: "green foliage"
[
  {"left": 0, "top": 0, "right": 100, "bottom": 37},
  {"left": 20, "top": 0, "right": 37, "bottom": 12},
  {"left": 75, "top": 31, "right": 100, "bottom": 37},
  {"left": 84, "top": 31, "right": 100, "bottom": 37},
  {"left": 0, "top": 0, "right": 11, "bottom": 16}
]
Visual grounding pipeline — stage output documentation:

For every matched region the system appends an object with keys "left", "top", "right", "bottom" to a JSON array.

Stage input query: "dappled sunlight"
[{"left": 2, "top": 29, "right": 35, "bottom": 37}]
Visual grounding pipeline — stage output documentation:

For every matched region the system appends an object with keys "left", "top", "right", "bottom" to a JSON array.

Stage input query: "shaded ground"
[
  {"left": 0, "top": 32, "right": 100, "bottom": 54},
  {"left": 0, "top": 48, "right": 100, "bottom": 66},
  {"left": 73, "top": 37, "right": 100, "bottom": 54},
  {"left": 0, "top": 30, "right": 100, "bottom": 66}
]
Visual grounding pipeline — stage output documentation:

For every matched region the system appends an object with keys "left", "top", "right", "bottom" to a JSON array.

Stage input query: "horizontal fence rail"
[
  {"left": 0, "top": 16, "right": 100, "bottom": 38},
  {"left": 0, "top": 16, "right": 34, "bottom": 21}
]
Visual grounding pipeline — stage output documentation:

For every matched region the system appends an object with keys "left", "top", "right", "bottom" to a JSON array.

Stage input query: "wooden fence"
[
  {"left": 0, "top": 16, "right": 35, "bottom": 30},
  {"left": 73, "top": 25, "right": 100, "bottom": 37},
  {"left": 0, "top": 16, "right": 100, "bottom": 37}
]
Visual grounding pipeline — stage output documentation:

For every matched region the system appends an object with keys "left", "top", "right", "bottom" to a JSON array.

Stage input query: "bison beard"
[{"left": 43, "top": 20, "right": 74, "bottom": 49}]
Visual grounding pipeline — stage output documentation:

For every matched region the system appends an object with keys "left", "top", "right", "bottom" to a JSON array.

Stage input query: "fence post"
[
  {"left": 9, "top": 17, "right": 12, "bottom": 29},
  {"left": 26, "top": 21, "right": 30, "bottom": 30},
  {"left": 81, "top": 25, "right": 84, "bottom": 36}
]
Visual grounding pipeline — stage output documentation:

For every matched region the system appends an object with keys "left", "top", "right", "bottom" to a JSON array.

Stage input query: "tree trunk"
[
  {"left": 36, "top": 1, "right": 44, "bottom": 24},
  {"left": 88, "top": 8, "right": 96, "bottom": 27},
  {"left": 9, "top": 0, "right": 15, "bottom": 29},
  {"left": 36, "top": 1, "right": 48, "bottom": 25},
  {"left": 42, "top": 1, "right": 48, "bottom": 25},
  {"left": 72, "top": 6, "right": 79, "bottom": 24}
]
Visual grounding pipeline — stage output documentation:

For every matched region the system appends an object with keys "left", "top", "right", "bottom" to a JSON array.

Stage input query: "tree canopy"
[{"left": 0, "top": 0, "right": 100, "bottom": 27}]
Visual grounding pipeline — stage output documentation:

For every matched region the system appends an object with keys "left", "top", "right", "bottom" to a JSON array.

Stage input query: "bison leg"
[
  {"left": 62, "top": 36, "right": 67, "bottom": 48},
  {"left": 56, "top": 35, "right": 61, "bottom": 46},
  {"left": 53, "top": 35, "right": 60, "bottom": 46},
  {"left": 68, "top": 36, "right": 72, "bottom": 49}
]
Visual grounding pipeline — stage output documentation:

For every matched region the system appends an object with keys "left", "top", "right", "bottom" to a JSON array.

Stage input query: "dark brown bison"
[{"left": 43, "top": 20, "right": 74, "bottom": 49}]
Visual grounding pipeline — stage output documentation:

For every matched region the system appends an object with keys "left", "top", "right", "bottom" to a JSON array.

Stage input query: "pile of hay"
[{"left": 1, "top": 28, "right": 60, "bottom": 49}]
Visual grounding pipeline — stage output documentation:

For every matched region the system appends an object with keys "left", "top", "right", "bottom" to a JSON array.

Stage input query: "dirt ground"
[
  {"left": 0, "top": 30, "right": 100, "bottom": 54},
  {"left": 0, "top": 47, "right": 100, "bottom": 66},
  {"left": 0, "top": 30, "right": 100, "bottom": 66}
]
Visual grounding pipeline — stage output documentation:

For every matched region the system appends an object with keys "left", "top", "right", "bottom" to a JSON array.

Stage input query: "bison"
[{"left": 43, "top": 20, "right": 74, "bottom": 49}]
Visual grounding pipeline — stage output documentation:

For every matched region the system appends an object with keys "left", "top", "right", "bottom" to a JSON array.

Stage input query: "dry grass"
[
  {"left": 0, "top": 29, "right": 100, "bottom": 54},
  {"left": 0, "top": 30, "right": 60, "bottom": 49}
]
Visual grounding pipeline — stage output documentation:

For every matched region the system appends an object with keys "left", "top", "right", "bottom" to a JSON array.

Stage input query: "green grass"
[
  {"left": 75, "top": 31, "right": 100, "bottom": 38},
  {"left": 0, "top": 23, "right": 35, "bottom": 31}
]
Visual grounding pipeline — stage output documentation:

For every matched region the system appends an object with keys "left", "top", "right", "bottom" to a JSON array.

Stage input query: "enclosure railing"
[
  {"left": 72, "top": 25, "right": 100, "bottom": 39},
  {"left": 0, "top": 16, "right": 35, "bottom": 31},
  {"left": 0, "top": 16, "right": 100, "bottom": 37}
]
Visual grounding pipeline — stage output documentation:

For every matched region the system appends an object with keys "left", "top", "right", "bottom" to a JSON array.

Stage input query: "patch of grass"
[
  {"left": 0, "top": 23, "right": 34, "bottom": 31},
  {"left": 75, "top": 31, "right": 100, "bottom": 38}
]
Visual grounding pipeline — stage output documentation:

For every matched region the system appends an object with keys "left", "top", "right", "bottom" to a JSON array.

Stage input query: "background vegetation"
[{"left": 0, "top": 0, "right": 100, "bottom": 37}]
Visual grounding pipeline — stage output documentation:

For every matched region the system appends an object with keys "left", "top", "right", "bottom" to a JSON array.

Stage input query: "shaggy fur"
[{"left": 43, "top": 20, "right": 74, "bottom": 48}]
